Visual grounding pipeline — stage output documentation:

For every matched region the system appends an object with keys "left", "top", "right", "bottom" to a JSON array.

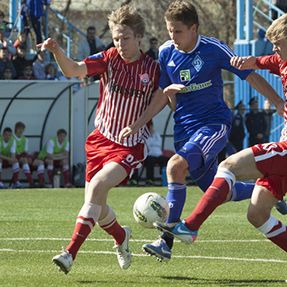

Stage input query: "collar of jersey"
[{"left": 176, "top": 35, "right": 201, "bottom": 54}]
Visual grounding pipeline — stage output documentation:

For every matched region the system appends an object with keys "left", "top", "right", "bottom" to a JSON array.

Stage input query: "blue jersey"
[{"left": 159, "top": 35, "right": 252, "bottom": 142}]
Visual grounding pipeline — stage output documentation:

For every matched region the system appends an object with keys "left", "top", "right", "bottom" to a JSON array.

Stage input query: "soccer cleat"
[
  {"left": 114, "top": 226, "right": 132, "bottom": 269},
  {"left": 142, "top": 238, "right": 171, "bottom": 262},
  {"left": 52, "top": 250, "right": 73, "bottom": 274},
  {"left": 275, "top": 200, "right": 287, "bottom": 215},
  {"left": 154, "top": 221, "right": 198, "bottom": 244}
]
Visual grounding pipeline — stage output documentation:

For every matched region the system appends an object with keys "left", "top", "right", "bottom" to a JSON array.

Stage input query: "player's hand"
[
  {"left": 163, "top": 84, "right": 185, "bottom": 97},
  {"left": 230, "top": 56, "right": 256, "bottom": 70},
  {"left": 37, "top": 38, "right": 59, "bottom": 53},
  {"left": 118, "top": 126, "right": 134, "bottom": 142}
]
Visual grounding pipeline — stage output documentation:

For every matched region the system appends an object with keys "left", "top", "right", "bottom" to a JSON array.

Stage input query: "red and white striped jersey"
[
  {"left": 256, "top": 54, "right": 287, "bottom": 140},
  {"left": 84, "top": 48, "right": 160, "bottom": 147}
]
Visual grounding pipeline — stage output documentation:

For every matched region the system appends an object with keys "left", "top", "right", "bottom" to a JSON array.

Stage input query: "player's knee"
[
  {"left": 218, "top": 155, "right": 238, "bottom": 174},
  {"left": 167, "top": 155, "right": 187, "bottom": 178}
]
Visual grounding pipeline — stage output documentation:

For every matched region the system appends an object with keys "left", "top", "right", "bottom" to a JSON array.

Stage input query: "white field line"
[
  {"left": 0, "top": 237, "right": 269, "bottom": 243},
  {"left": 0, "top": 248, "right": 286, "bottom": 264}
]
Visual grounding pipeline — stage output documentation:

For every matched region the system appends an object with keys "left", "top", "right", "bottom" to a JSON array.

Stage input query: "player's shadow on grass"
[{"left": 161, "top": 276, "right": 286, "bottom": 285}]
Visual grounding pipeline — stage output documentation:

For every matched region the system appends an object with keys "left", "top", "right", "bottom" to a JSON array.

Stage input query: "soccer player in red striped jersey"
[
  {"left": 157, "top": 14, "right": 287, "bottom": 256},
  {"left": 39, "top": 5, "right": 164, "bottom": 274}
]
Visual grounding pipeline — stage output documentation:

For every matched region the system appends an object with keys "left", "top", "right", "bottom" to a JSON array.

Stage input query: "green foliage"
[{"left": 0, "top": 187, "right": 286, "bottom": 287}]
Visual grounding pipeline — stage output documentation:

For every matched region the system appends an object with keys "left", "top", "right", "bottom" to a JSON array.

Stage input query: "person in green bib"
[
  {"left": 14, "top": 121, "right": 45, "bottom": 187},
  {"left": 38, "top": 128, "right": 72, "bottom": 187},
  {"left": 0, "top": 127, "right": 21, "bottom": 188}
]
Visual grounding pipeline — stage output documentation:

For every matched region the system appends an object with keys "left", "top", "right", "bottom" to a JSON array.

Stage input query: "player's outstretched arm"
[
  {"left": 230, "top": 56, "right": 258, "bottom": 70},
  {"left": 37, "top": 38, "right": 87, "bottom": 79},
  {"left": 246, "top": 72, "right": 284, "bottom": 117},
  {"left": 164, "top": 84, "right": 185, "bottom": 111},
  {"left": 118, "top": 89, "right": 168, "bottom": 142}
]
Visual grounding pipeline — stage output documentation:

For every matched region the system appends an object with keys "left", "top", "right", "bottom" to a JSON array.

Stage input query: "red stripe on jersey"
[{"left": 84, "top": 48, "right": 160, "bottom": 147}]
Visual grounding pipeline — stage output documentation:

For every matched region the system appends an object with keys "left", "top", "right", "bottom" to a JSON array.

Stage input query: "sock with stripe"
[
  {"left": 47, "top": 165, "right": 53, "bottom": 184},
  {"left": 66, "top": 202, "right": 102, "bottom": 259},
  {"left": 257, "top": 216, "right": 287, "bottom": 252},
  {"left": 184, "top": 168, "right": 235, "bottom": 231},
  {"left": 98, "top": 206, "right": 125, "bottom": 245},
  {"left": 11, "top": 162, "right": 20, "bottom": 183},
  {"left": 37, "top": 164, "right": 45, "bottom": 186},
  {"left": 23, "top": 163, "right": 33, "bottom": 185},
  {"left": 162, "top": 182, "right": 186, "bottom": 249}
]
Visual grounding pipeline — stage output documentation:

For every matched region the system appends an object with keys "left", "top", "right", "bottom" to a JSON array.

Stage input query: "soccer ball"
[{"left": 133, "top": 192, "right": 170, "bottom": 228}]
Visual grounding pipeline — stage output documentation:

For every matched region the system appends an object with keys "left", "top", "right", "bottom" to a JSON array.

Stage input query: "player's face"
[
  {"left": 272, "top": 38, "right": 287, "bottom": 61},
  {"left": 3, "top": 131, "right": 11, "bottom": 142},
  {"left": 57, "top": 133, "right": 66, "bottom": 144},
  {"left": 166, "top": 20, "right": 198, "bottom": 52},
  {"left": 15, "top": 128, "right": 24, "bottom": 137},
  {"left": 112, "top": 24, "right": 141, "bottom": 63}
]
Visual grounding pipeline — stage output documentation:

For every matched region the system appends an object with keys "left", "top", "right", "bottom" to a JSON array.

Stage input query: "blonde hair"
[
  {"left": 266, "top": 13, "right": 287, "bottom": 43},
  {"left": 165, "top": 0, "right": 199, "bottom": 28},
  {"left": 108, "top": 5, "right": 145, "bottom": 38}
]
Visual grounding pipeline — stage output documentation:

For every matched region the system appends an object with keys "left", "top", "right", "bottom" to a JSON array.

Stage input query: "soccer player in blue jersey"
[{"left": 119, "top": 0, "right": 285, "bottom": 261}]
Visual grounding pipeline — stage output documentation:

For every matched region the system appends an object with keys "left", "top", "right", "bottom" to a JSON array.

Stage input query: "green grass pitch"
[{"left": 0, "top": 186, "right": 287, "bottom": 287}]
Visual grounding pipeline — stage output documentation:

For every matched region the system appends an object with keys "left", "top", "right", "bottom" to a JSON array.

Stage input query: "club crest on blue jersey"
[
  {"left": 192, "top": 55, "right": 204, "bottom": 72},
  {"left": 180, "top": 69, "right": 191, "bottom": 82},
  {"left": 89, "top": 52, "right": 104, "bottom": 60}
]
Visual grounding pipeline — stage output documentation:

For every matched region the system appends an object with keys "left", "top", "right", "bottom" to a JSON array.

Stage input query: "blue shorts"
[{"left": 174, "top": 124, "right": 230, "bottom": 190}]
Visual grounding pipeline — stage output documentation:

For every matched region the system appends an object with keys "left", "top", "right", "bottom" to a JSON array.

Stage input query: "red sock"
[
  {"left": 25, "top": 172, "right": 33, "bottom": 185},
  {"left": 11, "top": 171, "right": 19, "bottom": 183},
  {"left": 184, "top": 178, "right": 230, "bottom": 230},
  {"left": 267, "top": 221, "right": 287, "bottom": 252},
  {"left": 47, "top": 170, "right": 53, "bottom": 184},
  {"left": 66, "top": 216, "right": 95, "bottom": 260},
  {"left": 63, "top": 170, "right": 71, "bottom": 185},
  {"left": 101, "top": 220, "right": 125, "bottom": 245}
]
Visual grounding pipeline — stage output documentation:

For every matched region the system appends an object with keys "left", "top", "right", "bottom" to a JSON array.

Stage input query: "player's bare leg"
[
  {"left": 248, "top": 184, "right": 287, "bottom": 252},
  {"left": 52, "top": 162, "right": 132, "bottom": 273}
]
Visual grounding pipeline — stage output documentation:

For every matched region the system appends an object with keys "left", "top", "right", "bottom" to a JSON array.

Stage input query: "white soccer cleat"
[
  {"left": 114, "top": 226, "right": 132, "bottom": 269},
  {"left": 52, "top": 250, "right": 73, "bottom": 274}
]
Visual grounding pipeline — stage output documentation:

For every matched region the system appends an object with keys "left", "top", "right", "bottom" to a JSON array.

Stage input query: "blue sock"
[
  {"left": 231, "top": 181, "right": 254, "bottom": 201},
  {"left": 166, "top": 183, "right": 186, "bottom": 224}
]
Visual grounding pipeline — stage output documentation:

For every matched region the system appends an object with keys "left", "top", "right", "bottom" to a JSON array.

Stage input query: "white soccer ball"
[{"left": 133, "top": 192, "right": 170, "bottom": 229}]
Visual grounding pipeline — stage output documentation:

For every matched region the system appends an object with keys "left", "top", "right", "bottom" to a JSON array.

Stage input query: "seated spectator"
[
  {"left": 13, "top": 121, "right": 45, "bottom": 187},
  {"left": 0, "top": 47, "right": 16, "bottom": 78},
  {"left": 77, "top": 25, "right": 106, "bottom": 60},
  {"left": 1, "top": 66, "right": 14, "bottom": 79},
  {"left": 14, "top": 121, "right": 34, "bottom": 187},
  {"left": 18, "top": 64, "right": 35, "bottom": 80},
  {"left": 33, "top": 50, "right": 48, "bottom": 79},
  {"left": 145, "top": 37, "right": 159, "bottom": 60},
  {"left": 245, "top": 96, "right": 267, "bottom": 147},
  {"left": 0, "top": 127, "right": 21, "bottom": 188},
  {"left": 45, "top": 63, "right": 58, "bottom": 80},
  {"left": 38, "top": 129, "right": 72, "bottom": 187},
  {"left": 144, "top": 121, "right": 170, "bottom": 185}
]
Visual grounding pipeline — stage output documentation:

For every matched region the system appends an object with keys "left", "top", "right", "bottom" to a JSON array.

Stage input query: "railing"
[{"left": 46, "top": 6, "right": 86, "bottom": 58}]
